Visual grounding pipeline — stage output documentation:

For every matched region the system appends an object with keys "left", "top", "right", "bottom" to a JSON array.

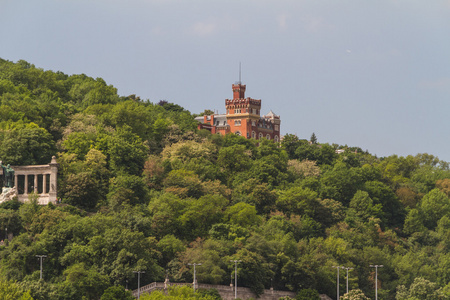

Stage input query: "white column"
[
  {"left": 43, "top": 174, "right": 47, "bottom": 194},
  {"left": 24, "top": 175, "right": 28, "bottom": 195},
  {"left": 49, "top": 156, "right": 58, "bottom": 203},
  {"left": 34, "top": 174, "right": 38, "bottom": 193}
]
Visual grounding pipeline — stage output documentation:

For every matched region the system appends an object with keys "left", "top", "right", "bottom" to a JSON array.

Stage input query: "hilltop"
[{"left": 1, "top": 59, "right": 450, "bottom": 300}]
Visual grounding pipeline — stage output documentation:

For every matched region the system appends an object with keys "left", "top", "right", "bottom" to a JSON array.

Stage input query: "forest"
[{"left": 1, "top": 58, "right": 450, "bottom": 300}]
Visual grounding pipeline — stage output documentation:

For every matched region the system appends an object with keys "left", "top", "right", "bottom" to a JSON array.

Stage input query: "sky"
[{"left": 1, "top": 0, "right": 450, "bottom": 161}]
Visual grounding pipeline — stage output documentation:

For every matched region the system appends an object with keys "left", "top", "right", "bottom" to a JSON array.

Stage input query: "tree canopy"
[{"left": 1, "top": 58, "right": 450, "bottom": 300}]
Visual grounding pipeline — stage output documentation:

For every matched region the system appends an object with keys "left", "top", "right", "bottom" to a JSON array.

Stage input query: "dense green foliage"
[{"left": 1, "top": 59, "right": 450, "bottom": 299}]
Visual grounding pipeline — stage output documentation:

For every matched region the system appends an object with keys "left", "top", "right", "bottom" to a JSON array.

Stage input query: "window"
[
  {"left": 235, "top": 131, "right": 241, "bottom": 136},
  {"left": 234, "top": 120, "right": 241, "bottom": 126},
  {"left": 252, "top": 120, "right": 256, "bottom": 126},
  {"left": 275, "top": 125, "right": 279, "bottom": 131},
  {"left": 252, "top": 108, "right": 257, "bottom": 114},
  {"left": 235, "top": 109, "right": 241, "bottom": 114},
  {"left": 274, "top": 135, "right": 279, "bottom": 142},
  {"left": 252, "top": 131, "right": 256, "bottom": 138},
  {"left": 266, "top": 134, "right": 271, "bottom": 140},
  {"left": 259, "top": 133, "right": 263, "bottom": 139}
]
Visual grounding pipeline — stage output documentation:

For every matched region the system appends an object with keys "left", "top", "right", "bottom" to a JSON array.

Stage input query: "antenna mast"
[{"left": 239, "top": 62, "right": 241, "bottom": 84}]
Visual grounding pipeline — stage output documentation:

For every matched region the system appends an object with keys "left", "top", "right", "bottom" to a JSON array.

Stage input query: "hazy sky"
[{"left": 1, "top": 0, "right": 450, "bottom": 161}]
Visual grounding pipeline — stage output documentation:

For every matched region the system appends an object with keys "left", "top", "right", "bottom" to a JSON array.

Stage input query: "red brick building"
[{"left": 195, "top": 82, "right": 281, "bottom": 142}]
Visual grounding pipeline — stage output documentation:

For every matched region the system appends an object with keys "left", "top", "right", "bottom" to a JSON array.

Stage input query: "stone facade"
[
  {"left": 0, "top": 156, "right": 58, "bottom": 205},
  {"left": 195, "top": 82, "right": 281, "bottom": 142}
]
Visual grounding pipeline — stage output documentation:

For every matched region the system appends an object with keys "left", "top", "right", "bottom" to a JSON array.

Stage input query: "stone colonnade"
[{"left": 5, "top": 156, "right": 58, "bottom": 205}]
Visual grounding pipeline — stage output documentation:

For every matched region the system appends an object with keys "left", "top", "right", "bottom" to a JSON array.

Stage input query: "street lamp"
[
  {"left": 133, "top": 271, "right": 145, "bottom": 299},
  {"left": 230, "top": 260, "right": 242, "bottom": 299},
  {"left": 370, "top": 265, "right": 383, "bottom": 300},
  {"left": 344, "top": 267, "right": 353, "bottom": 294},
  {"left": 332, "top": 266, "right": 344, "bottom": 300},
  {"left": 35, "top": 255, "right": 47, "bottom": 280},
  {"left": 188, "top": 263, "right": 202, "bottom": 292}
]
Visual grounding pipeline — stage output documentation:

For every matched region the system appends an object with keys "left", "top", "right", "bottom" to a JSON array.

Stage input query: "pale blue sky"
[{"left": 1, "top": 0, "right": 450, "bottom": 161}]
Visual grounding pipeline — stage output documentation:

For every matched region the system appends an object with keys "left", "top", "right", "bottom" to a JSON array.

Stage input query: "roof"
[{"left": 264, "top": 110, "right": 279, "bottom": 118}]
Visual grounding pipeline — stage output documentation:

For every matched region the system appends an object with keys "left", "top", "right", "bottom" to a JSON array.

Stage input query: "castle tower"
[
  {"left": 225, "top": 82, "right": 261, "bottom": 138},
  {"left": 232, "top": 82, "right": 246, "bottom": 99}
]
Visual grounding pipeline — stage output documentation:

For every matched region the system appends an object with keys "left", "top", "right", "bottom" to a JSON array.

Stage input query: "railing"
[{"left": 132, "top": 282, "right": 297, "bottom": 299}]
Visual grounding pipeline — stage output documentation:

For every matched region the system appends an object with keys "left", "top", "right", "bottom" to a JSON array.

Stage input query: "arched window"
[
  {"left": 274, "top": 135, "right": 279, "bottom": 142},
  {"left": 266, "top": 134, "right": 271, "bottom": 140},
  {"left": 235, "top": 131, "right": 241, "bottom": 136},
  {"left": 252, "top": 131, "right": 256, "bottom": 138},
  {"left": 259, "top": 133, "right": 263, "bottom": 139}
]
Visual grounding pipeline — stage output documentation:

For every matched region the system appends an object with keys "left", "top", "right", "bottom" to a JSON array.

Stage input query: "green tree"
[
  {"left": 340, "top": 289, "right": 370, "bottom": 300},
  {"left": 403, "top": 208, "right": 426, "bottom": 235},
  {"left": 60, "top": 263, "right": 110, "bottom": 300},
  {"left": 100, "top": 285, "right": 134, "bottom": 300},
  {"left": 419, "top": 189, "right": 450, "bottom": 229},
  {"left": 223, "top": 203, "right": 262, "bottom": 227},
  {"left": 163, "top": 170, "right": 204, "bottom": 199},
  {"left": 296, "top": 288, "right": 320, "bottom": 300},
  {"left": 346, "top": 191, "right": 383, "bottom": 223},
  {"left": 107, "top": 174, "right": 149, "bottom": 210},
  {"left": 310, "top": 133, "right": 317, "bottom": 144},
  {"left": 0, "top": 122, "right": 56, "bottom": 165},
  {"left": 148, "top": 193, "right": 187, "bottom": 238},
  {"left": 320, "top": 161, "right": 364, "bottom": 205},
  {"left": 217, "top": 144, "right": 252, "bottom": 178},
  {"left": 232, "top": 248, "right": 274, "bottom": 296},
  {"left": 179, "top": 194, "right": 228, "bottom": 239},
  {"left": 106, "top": 125, "right": 148, "bottom": 175},
  {"left": 276, "top": 186, "right": 321, "bottom": 218},
  {"left": 363, "top": 180, "right": 404, "bottom": 227},
  {"left": 140, "top": 285, "right": 216, "bottom": 299},
  {"left": 0, "top": 279, "right": 34, "bottom": 299},
  {"left": 396, "top": 277, "right": 447, "bottom": 300}
]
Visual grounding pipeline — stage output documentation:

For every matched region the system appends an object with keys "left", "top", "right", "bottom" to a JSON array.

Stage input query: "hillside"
[{"left": 1, "top": 58, "right": 450, "bottom": 300}]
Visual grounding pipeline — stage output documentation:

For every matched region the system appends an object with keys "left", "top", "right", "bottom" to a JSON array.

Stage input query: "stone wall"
[{"left": 132, "top": 282, "right": 332, "bottom": 300}]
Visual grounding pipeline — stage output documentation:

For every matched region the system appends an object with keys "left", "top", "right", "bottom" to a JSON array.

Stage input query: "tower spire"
[{"left": 239, "top": 62, "right": 241, "bottom": 84}]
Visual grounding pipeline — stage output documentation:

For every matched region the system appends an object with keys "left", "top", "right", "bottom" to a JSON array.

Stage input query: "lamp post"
[
  {"left": 344, "top": 267, "right": 353, "bottom": 294},
  {"left": 188, "top": 263, "right": 202, "bottom": 292},
  {"left": 133, "top": 271, "right": 145, "bottom": 299},
  {"left": 35, "top": 255, "right": 47, "bottom": 280},
  {"left": 370, "top": 265, "right": 383, "bottom": 300},
  {"left": 230, "top": 260, "right": 242, "bottom": 299},
  {"left": 332, "top": 266, "right": 344, "bottom": 300}
]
